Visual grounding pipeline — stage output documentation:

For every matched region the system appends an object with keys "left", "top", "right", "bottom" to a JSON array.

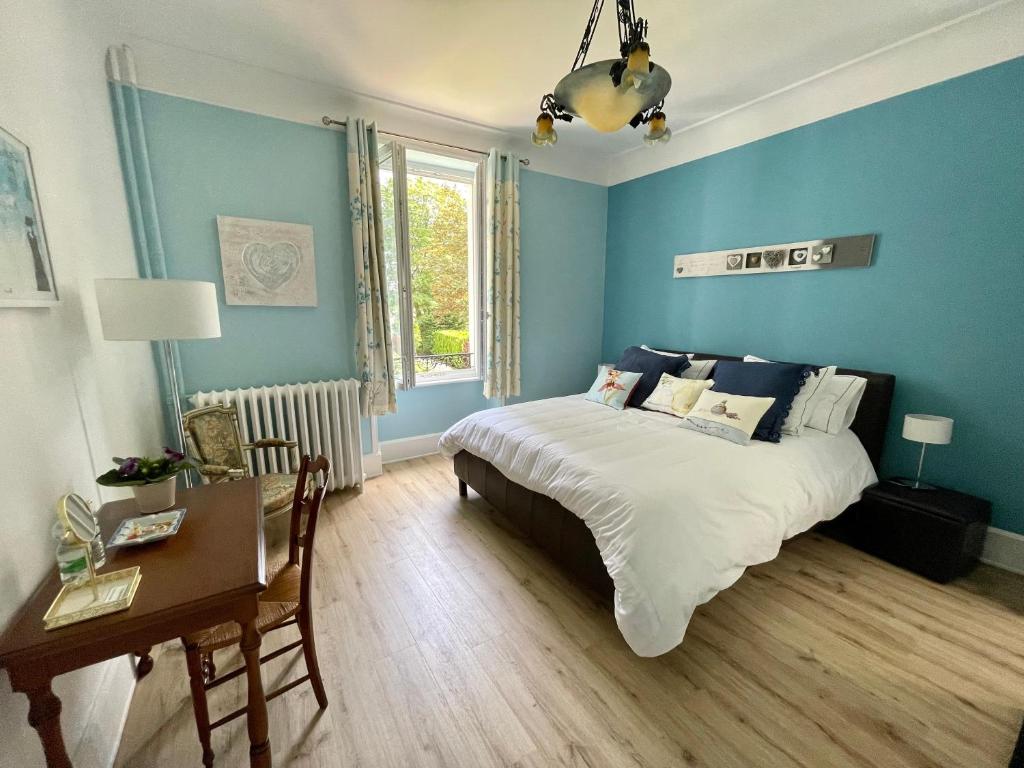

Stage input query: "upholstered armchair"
[{"left": 182, "top": 404, "right": 301, "bottom": 519}]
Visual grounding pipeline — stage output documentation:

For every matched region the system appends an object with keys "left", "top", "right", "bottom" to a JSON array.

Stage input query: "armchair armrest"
[
  {"left": 198, "top": 464, "right": 245, "bottom": 478},
  {"left": 243, "top": 439, "right": 301, "bottom": 473},
  {"left": 243, "top": 439, "right": 298, "bottom": 450}
]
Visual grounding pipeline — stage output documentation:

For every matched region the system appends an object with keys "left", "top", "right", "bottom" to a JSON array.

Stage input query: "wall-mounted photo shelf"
[{"left": 673, "top": 234, "right": 875, "bottom": 279}]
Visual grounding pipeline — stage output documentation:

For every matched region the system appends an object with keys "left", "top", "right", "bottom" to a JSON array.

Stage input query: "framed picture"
[
  {"left": 0, "top": 127, "right": 57, "bottom": 306},
  {"left": 217, "top": 216, "right": 317, "bottom": 307}
]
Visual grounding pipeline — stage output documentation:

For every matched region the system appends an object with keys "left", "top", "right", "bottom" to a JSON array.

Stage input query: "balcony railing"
[{"left": 415, "top": 352, "right": 474, "bottom": 373}]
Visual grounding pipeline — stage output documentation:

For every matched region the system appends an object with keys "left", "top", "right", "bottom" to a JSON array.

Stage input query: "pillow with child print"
[{"left": 584, "top": 366, "right": 643, "bottom": 411}]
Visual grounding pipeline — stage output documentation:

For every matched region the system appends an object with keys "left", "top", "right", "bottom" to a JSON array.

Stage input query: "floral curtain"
[
  {"left": 347, "top": 118, "right": 397, "bottom": 416},
  {"left": 483, "top": 149, "right": 521, "bottom": 400}
]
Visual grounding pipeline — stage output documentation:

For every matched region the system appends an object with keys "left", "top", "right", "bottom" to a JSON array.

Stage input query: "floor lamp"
[{"left": 95, "top": 279, "right": 222, "bottom": 487}]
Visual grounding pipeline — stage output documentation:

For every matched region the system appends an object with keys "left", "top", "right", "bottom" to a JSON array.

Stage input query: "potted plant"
[{"left": 96, "top": 448, "right": 193, "bottom": 514}]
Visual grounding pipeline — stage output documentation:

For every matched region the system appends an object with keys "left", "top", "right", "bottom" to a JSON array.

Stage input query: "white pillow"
[
  {"left": 681, "top": 390, "right": 776, "bottom": 445},
  {"left": 641, "top": 345, "right": 691, "bottom": 359},
  {"left": 680, "top": 358, "right": 716, "bottom": 380},
  {"left": 641, "top": 345, "right": 715, "bottom": 380},
  {"left": 742, "top": 355, "right": 837, "bottom": 435},
  {"left": 642, "top": 374, "right": 714, "bottom": 417},
  {"left": 806, "top": 375, "right": 868, "bottom": 434}
]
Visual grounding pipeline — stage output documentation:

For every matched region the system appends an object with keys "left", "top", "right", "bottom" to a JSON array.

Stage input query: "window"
[{"left": 379, "top": 143, "right": 483, "bottom": 387}]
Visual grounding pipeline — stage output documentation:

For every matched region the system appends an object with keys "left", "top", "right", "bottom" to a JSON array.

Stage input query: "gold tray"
[{"left": 43, "top": 567, "right": 141, "bottom": 631}]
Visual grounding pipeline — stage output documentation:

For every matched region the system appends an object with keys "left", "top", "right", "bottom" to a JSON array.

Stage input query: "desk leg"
[
  {"left": 183, "top": 639, "right": 215, "bottom": 767},
  {"left": 239, "top": 619, "right": 271, "bottom": 767},
  {"left": 134, "top": 647, "right": 154, "bottom": 679},
  {"left": 26, "top": 682, "right": 71, "bottom": 768}
]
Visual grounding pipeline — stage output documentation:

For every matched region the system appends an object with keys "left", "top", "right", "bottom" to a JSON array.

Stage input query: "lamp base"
[{"left": 889, "top": 477, "right": 938, "bottom": 491}]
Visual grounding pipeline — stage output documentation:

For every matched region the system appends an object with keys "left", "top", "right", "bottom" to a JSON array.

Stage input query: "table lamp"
[
  {"left": 894, "top": 413, "right": 953, "bottom": 490},
  {"left": 95, "top": 279, "right": 221, "bottom": 479}
]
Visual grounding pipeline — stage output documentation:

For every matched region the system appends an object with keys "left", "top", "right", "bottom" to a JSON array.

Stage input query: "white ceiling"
[{"left": 120, "top": 0, "right": 1003, "bottom": 158}]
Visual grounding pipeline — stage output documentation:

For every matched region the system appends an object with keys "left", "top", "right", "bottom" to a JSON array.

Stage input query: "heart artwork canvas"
[{"left": 217, "top": 216, "right": 317, "bottom": 306}]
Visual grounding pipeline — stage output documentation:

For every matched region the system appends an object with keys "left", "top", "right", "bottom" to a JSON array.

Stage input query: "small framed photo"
[
  {"left": 788, "top": 247, "right": 809, "bottom": 266},
  {"left": 1, "top": 126, "right": 58, "bottom": 306},
  {"left": 745, "top": 252, "right": 763, "bottom": 269}
]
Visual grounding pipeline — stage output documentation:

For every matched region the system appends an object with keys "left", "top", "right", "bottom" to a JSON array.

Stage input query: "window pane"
[
  {"left": 406, "top": 170, "right": 475, "bottom": 382},
  {"left": 377, "top": 157, "right": 404, "bottom": 385}
]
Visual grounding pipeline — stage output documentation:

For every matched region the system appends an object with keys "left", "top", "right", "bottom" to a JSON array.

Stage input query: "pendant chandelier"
[{"left": 533, "top": 0, "right": 672, "bottom": 148}]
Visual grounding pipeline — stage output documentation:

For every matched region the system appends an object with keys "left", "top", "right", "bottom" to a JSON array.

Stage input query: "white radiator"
[{"left": 190, "top": 379, "right": 364, "bottom": 491}]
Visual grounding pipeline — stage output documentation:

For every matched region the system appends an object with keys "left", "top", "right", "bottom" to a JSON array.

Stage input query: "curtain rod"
[{"left": 320, "top": 116, "right": 529, "bottom": 166}]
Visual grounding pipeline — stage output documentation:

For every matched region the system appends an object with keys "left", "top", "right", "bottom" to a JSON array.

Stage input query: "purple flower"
[
  {"left": 118, "top": 457, "right": 140, "bottom": 476},
  {"left": 164, "top": 447, "right": 185, "bottom": 462}
]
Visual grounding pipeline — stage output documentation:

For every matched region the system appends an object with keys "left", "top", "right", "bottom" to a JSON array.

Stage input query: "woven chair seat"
[{"left": 187, "top": 562, "right": 302, "bottom": 653}]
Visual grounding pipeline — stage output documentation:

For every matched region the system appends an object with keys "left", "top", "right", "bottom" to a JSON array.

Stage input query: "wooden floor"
[{"left": 115, "top": 455, "right": 1024, "bottom": 767}]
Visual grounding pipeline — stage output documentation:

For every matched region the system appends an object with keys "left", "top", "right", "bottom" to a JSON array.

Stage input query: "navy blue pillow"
[
  {"left": 710, "top": 361, "right": 813, "bottom": 442},
  {"left": 614, "top": 346, "right": 691, "bottom": 407}
]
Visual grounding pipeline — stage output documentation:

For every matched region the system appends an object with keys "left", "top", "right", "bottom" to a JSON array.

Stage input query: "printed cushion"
[
  {"left": 585, "top": 366, "right": 643, "bottom": 411},
  {"left": 259, "top": 473, "right": 297, "bottom": 515},
  {"left": 642, "top": 374, "right": 715, "bottom": 418},
  {"left": 681, "top": 390, "right": 777, "bottom": 445},
  {"left": 614, "top": 346, "right": 690, "bottom": 406}
]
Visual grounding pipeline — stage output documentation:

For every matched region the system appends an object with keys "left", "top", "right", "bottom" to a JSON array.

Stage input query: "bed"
[{"left": 439, "top": 352, "right": 895, "bottom": 656}]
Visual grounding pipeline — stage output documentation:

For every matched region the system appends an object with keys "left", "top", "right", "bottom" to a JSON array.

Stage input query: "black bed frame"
[{"left": 453, "top": 351, "right": 895, "bottom": 599}]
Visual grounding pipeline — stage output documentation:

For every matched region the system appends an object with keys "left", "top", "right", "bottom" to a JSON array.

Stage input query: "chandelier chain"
[
  {"left": 615, "top": 0, "right": 647, "bottom": 56},
  {"left": 571, "top": 0, "right": 605, "bottom": 72}
]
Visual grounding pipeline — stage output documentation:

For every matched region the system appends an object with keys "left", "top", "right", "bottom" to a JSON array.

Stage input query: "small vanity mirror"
[
  {"left": 44, "top": 494, "right": 142, "bottom": 631},
  {"left": 58, "top": 493, "right": 99, "bottom": 545}
]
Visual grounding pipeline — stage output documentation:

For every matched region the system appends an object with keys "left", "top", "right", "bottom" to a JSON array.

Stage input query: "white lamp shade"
[
  {"left": 95, "top": 279, "right": 221, "bottom": 341},
  {"left": 902, "top": 414, "right": 953, "bottom": 445}
]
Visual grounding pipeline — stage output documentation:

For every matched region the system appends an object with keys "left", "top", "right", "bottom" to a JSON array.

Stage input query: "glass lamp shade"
[
  {"left": 95, "top": 278, "right": 221, "bottom": 341},
  {"left": 553, "top": 59, "right": 671, "bottom": 133},
  {"left": 643, "top": 112, "right": 672, "bottom": 145},
  {"left": 625, "top": 44, "right": 651, "bottom": 90},
  {"left": 532, "top": 113, "right": 558, "bottom": 146}
]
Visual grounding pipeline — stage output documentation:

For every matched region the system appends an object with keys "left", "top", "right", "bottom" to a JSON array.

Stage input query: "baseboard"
[
  {"left": 363, "top": 450, "right": 383, "bottom": 479},
  {"left": 108, "top": 660, "right": 137, "bottom": 768},
  {"left": 380, "top": 432, "right": 443, "bottom": 464},
  {"left": 981, "top": 526, "right": 1024, "bottom": 575},
  {"left": 67, "top": 656, "right": 136, "bottom": 768}
]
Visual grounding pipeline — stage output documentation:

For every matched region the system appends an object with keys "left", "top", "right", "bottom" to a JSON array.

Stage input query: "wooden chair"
[
  {"left": 182, "top": 454, "right": 331, "bottom": 767},
  {"left": 182, "top": 404, "right": 301, "bottom": 520}
]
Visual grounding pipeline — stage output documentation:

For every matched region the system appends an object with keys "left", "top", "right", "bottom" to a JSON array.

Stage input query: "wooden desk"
[{"left": 0, "top": 479, "right": 272, "bottom": 768}]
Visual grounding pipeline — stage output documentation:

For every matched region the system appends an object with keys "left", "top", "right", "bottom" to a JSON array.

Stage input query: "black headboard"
[{"left": 668, "top": 350, "right": 896, "bottom": 470}]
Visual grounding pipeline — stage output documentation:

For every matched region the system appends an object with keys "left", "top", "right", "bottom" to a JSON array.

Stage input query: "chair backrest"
[
  {"left": 288, "top": 454, "right": 331, "bottom": 609},
  {"left": 182, "top": 405, "right": 247, "bottom": 473}
]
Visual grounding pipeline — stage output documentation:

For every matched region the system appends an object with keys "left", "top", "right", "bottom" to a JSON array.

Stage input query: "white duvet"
[{"left": 439, "top": 394, "right": 877, "bottom": 656}]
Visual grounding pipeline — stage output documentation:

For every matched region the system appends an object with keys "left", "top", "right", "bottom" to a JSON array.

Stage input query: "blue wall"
[
  {"left": 137, "top": 90, "right": 607, "bottom": 444},
  {"left": 603, "top": 57, "right": 1024, "bottom": 533}
]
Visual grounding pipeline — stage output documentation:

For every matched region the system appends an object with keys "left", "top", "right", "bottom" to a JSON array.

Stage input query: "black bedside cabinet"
[{"left": 850, "top": 481, "right": 991, "bottom": 583}]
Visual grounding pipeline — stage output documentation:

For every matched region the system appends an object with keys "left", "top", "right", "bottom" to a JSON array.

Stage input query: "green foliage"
[
  {"left": 380, "top": 170, "right": 471, "bottom": 358},
  {"left": 432, "top": 329, "right": 469, "bottom": 355}
]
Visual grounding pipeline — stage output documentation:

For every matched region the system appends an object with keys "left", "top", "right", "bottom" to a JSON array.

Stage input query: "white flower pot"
[{"left": 133, "top": 476, "right": 177, "bottom": 514}]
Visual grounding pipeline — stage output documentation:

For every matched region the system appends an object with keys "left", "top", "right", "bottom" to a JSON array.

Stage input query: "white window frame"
[{"left": 383, "top": 140, "right": 485, "bottom": 388}]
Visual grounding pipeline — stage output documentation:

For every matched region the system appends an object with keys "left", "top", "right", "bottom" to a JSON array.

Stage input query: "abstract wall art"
[
  {"left": 0, "top": 126, "right": 57, "bottom": 306},
  {"left": 217, "top": 215, "right": 317, "bottom": 306}
]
